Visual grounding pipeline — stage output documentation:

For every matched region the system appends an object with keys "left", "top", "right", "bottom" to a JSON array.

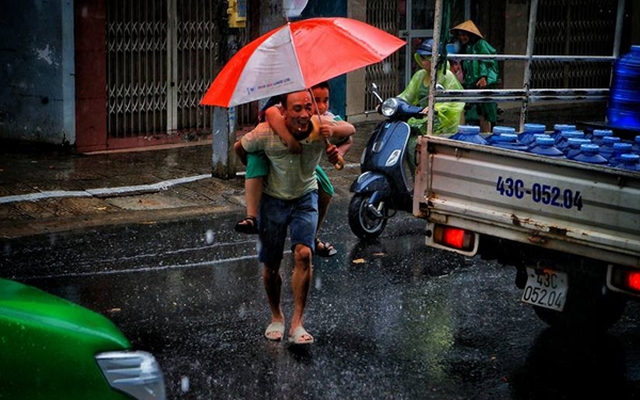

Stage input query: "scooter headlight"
[{"left": 380, "top": 98, "right": 399, "bottom": 117}]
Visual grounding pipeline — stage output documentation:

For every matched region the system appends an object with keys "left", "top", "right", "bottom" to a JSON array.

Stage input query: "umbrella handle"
[
  {"left": 311, "top": 116, "right": 344, "bottom": 170},
  {"left": 325, "top": 138, "right": 345, "bottom": 170}
]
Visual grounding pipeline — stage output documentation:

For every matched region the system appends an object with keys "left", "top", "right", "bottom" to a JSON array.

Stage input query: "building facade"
[{"left": 0, "top": 0, "right": 638, "bottom": 152}]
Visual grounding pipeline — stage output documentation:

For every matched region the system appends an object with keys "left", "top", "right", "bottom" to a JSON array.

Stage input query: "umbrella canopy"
[{"left": 200, "top": 17, "right": 405, "bottom": 107}]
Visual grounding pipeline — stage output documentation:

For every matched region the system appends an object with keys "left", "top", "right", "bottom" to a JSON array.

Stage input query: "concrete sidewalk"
[
  {"left": 0, "top": 122, "right": 377, "bottom": 239},
  {"left": 1, "top": 103, "right": 605, "bottom": 239}
]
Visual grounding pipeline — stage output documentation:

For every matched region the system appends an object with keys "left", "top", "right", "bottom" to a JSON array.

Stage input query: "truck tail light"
[
  {"left": 626, "top": 272, "right": 640, "bottom": 291},
  {"left": 608, "top": 265, "right": 640, "bottom": 296},
  {"left": 433, "top": 224, "right": 475, "bottom": 252}
]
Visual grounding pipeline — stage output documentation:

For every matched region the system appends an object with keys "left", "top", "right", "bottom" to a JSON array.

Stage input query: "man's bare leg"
[
  {"left": 263, "top": 261, "right": 285, "bottom": 340},
  {"left": 289, "top": 244, "right": 313, "bottom": 342}
]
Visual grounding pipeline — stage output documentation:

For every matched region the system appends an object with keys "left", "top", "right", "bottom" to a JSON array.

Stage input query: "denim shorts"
[{"left": 258, "top": 191, "right": 318, "bottom": 264}]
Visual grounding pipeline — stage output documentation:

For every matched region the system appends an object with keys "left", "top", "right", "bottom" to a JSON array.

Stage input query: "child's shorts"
[
  {"left": 245, "top": 151, "right": 269, "bottom": 179},
  {"left": 315, "top": 165, "right": 334, "bottom": 196}
]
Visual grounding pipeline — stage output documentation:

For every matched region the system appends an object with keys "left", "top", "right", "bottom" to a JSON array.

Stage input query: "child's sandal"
[
  {"left": 234, "top": 216, "right": 258, "bottom": 234},
  {"left": 315, "top": 238, "right": 337, "bottom": 257}
]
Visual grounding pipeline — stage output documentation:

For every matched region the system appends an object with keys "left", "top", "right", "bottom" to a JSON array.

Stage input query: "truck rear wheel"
[{"left": 532, "top": 272, "right": 627, "bottom": 332}]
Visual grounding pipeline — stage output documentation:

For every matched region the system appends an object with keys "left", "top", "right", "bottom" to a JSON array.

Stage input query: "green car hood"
[
  {"left": 0, "top": 278, "right": 130, "bottom": 349},
  {"left": 0, "top": 278, "right": 134, "bottom": 398}
]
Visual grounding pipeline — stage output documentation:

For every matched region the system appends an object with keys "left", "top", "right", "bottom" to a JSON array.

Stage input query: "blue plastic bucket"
[
  {"left": 607, "top": 45, "right": 640, "bottom": 130},
  {"left": 491, "top": 133, "right": 528, "bottom": 151},
  {"left": 573, "top": 144, "right": 609, "bottom": 165},
  {"left": 519, "top": 123, "right": 546, "bottom": 145},
  {"left": 449, "top": 125, "right": 488, "bottom": 145},
  {"left": 565, "top": 138, "right": 592, "bottom": 159},
  {"left": 617, "top": 154, "right": 640, "bottom": 171},
  {"left": 528, "top": 137, "right": 564, "bottom": 158}
]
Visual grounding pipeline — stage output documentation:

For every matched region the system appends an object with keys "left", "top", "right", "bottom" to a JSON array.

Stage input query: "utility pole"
[
  {"left": 210, "top": 0, "right": 289, "bottom": 179},
  {"left": 211, "top": 1, "right": 246, "bottom": 179},
  {"left": 211, "top": 105, "right": 237, "bottom": 179}
]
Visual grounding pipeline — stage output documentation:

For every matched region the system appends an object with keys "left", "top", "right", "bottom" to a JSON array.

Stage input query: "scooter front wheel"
[{"left": 348, "top": 194, "right": 388, "bottom": 239}]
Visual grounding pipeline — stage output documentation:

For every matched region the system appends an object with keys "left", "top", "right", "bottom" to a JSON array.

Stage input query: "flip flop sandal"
[
  {"left": 264, "top": 321, "right": 285, "bottom": 341},
  {"left": 315, "top": 238, "right": 337, "bottom": 257},
  {"left": 288, "top": 326, "right": 314, "bottom": 345},
  {"left": 234, "top": 216, "right": 258, "bottom": 234}
]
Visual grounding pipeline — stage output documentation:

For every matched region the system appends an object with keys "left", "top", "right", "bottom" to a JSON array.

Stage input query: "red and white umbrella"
[{"left": 200, "top": 17, "right": 405, "bottom": 107}]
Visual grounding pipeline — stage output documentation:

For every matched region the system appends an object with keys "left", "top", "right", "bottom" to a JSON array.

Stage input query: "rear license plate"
[{"left": 521, "top": 267, "right": 568, "bottom": 311}]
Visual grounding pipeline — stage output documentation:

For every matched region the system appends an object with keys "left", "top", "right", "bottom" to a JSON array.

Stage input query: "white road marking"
[{"left": 0, "top": 174, "right": 211, "bottom": 204}]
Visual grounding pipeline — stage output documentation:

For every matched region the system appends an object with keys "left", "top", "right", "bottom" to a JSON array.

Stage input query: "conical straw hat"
[{"left": 450, "top": 20, "right": 483, "bottom": 39}]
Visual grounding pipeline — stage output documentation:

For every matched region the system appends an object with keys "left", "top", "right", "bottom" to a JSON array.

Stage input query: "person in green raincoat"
[
  {"left": 397, "top": 38, "right": 465, "bottom": 171},
  {"left": 451, "top": 20, "right": 499, "bottom": 133}
]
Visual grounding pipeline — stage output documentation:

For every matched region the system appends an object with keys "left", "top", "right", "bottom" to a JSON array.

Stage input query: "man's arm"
[
  {"left": 325, "top": 143, "right": 340, "bottom": 166},
  {"left": 234, "top": 139, "right": 248, "bottom": 166}
]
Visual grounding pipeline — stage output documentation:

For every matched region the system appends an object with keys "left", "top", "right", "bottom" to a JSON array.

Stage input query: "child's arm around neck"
[{"left": 264, "top": 105, "right": 302, "bottom": 154}]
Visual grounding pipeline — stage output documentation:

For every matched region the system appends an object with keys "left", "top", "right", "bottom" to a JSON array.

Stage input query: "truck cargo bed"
[{"left": 414, "top": 136, "right": 640, "bottom": 267}]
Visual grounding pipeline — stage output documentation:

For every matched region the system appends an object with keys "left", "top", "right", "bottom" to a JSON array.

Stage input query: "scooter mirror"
[{"left": 370, "top": 82, "right": 384, "bottom": 103}]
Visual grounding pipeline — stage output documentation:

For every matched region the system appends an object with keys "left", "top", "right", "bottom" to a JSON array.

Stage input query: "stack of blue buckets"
[
  {"left": 447, "top": 123, "right": 640, "bottom": 171},
  {"left": 446, "top": 45, "right": 640, "bottom": 171}
]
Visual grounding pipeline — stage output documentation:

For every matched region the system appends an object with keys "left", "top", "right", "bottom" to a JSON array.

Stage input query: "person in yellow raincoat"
[{"left": 397, "top": 38, "right": 465, "bottom": 170}]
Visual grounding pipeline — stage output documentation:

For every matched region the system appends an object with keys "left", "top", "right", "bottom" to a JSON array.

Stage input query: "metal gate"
[
  {"left": 531, "top": 0, "right": 621, "bottom": 89},
  {"left": 365, "top": 0, "right": 401, "bottom": 111},
  {"left": 428, "top": 0, "right": 625, "bottom": 133},
  {"left": 365, "top": 0, "right": 466, "bottom": 112},
  {"left": 106, "top": 0, "right": 226, "bottom": 146}
]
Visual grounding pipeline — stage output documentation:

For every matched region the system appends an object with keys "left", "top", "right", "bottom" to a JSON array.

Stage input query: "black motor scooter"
[{"left": 348, "top": 83, "right": 427, "bottom": 239}]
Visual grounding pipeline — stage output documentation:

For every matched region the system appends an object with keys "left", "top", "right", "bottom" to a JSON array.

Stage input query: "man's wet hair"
[
  {"left": 281, "top": 93, "right": 292, "bottom": 109},
  {"left": 280, "top": 83, "right": 329, "bottom": 109},
  {"left": 281, "top": 90, "right": 310, "bottom": 109}
]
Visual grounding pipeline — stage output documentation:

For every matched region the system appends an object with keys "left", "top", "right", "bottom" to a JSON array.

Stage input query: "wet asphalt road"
[{"left": 3, "top": 199, "right": 640, "bottom": 400}]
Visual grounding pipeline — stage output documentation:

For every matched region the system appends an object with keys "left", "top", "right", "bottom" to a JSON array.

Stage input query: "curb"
[{"left": 0, "top": 203, "right": 240, "bottom": 239}]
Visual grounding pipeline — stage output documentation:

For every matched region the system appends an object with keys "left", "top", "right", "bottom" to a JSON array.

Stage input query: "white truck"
[
  {"left": 414, "top": 0, "right": 639, "bottom": 331},
  {"left": 414, "top": 134, "right": 640, "bottom": 330}
]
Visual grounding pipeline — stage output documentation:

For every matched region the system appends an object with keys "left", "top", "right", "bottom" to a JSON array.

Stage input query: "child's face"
[{"left": 312, "top": 87, "right": 330, "bottom": 115}]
